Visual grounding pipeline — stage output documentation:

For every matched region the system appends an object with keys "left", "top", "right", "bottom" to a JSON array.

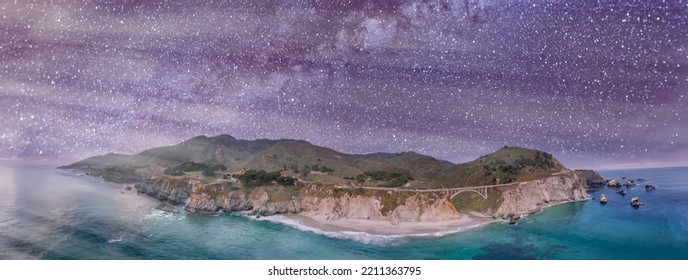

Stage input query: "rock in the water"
[
  {"left": 617, "top": 189, "right": 627, "bottom": 196},
  {"left": 630, "top": 197, "right": 641, "bottom": 208},
  {"left": 637, "top": 178, "right": 645, "bottom": 182},
  {"left": 624, "top": 179, "right": 636, "bottom": 187},
  {"left": 644, "top": 184, "right": 656, "bottom": 190},
  {"left": 608, "top": 180, "right": 621, "bottom": 187},
  {"left": 507, "top": 214, "right": 521, "bottom": 225},
  {"left": 155, "top": 202, "right": 180, "bottom": 213},
  {"left": 600, "top": 194, "right": 607, "bottom": 204}
]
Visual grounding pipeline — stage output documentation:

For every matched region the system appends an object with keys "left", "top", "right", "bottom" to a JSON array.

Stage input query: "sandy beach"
[{"left": 281, "top": 213, "right": 499, "bottom": 236}]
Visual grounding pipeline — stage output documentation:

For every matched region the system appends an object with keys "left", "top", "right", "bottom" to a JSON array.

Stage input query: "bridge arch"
[{"left": 448, "top": 188, "right": 489, "bottom": 200}]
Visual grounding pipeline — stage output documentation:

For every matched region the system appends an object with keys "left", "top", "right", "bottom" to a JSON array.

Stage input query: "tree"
[{"left": 202, "top": 169, "right": 215, "bottom": 177}]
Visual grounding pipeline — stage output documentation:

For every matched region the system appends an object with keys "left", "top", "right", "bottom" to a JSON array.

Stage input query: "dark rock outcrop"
[
  {"left": 134, "top": 177, "right": 201, "bottom": 204},
  {"left": 644, "top": 184, "right": 656, "bottom": 190},
  {"left": 184, "top": 186, "right": 302, "bottom": 216},
  {"left": 155, "top": 202, "right": 180, "bottom": 213},
  {"left": 575, "top": 170, "right": 606, "bottom": 187},
  {"left": 600, "top": 194, "right": 607, "bottom": 204},
  {"left": 631, "top": 197, "right": 641, "bottom": 208},
  {"left": 508, "top": 214, "right": 521, "bottom": 225},
  {"left": 608, "top": 180, "right": 621, "bottom": 187}
]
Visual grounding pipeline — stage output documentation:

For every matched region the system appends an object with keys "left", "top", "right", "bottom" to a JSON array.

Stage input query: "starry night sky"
[{"left": 1, "top": 0, "right": 687, "bottom": 169}]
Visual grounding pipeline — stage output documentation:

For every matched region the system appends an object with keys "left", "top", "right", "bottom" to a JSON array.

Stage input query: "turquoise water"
[{"left": 1, "top": 165, "right": 687, "bottom": 259}]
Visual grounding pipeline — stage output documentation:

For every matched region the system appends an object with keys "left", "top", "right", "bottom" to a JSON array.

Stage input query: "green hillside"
[
  {"left": 240, "top": 140, "right": 359, "bottom": 175},
  {"left": 137, "top": 135, "right": 276, "bottom": 165},
  {"left": 65, "top": 136, "right": 565, "bottom": 189},
  {"left": 435, "top": 146, "right": 566, "bottom": 188},
  {"left": 383, "top": 151, "right": 450, "bottom": 179}
]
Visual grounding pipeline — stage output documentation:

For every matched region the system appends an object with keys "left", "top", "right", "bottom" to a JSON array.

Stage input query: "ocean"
[{"left": 1, "top": 165, "right": 687, "bottom": 260}]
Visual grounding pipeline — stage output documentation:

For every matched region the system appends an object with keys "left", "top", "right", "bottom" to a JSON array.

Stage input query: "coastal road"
[{"left": 334, "top": 170, "right": 576, "bottom": 199}]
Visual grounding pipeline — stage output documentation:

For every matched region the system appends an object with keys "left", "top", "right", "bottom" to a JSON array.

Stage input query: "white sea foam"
[
  {"left": 107, "top": 237, "right": 123, "bottom": 244},
  {"left": 257, "top": 215, "right": 399, "bottom": 245},
  {"left": 252, "top": 214, "right": 487, "bottom": 246},
  {"left": 141, "top": 208, "right": 186, "bottom": 222}
]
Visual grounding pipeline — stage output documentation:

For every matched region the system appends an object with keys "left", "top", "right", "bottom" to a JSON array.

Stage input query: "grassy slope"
[
  {"left": 434, "top": 146, "right": 566, "bottom": 188},
  {"left": 67, "top": 137, "right": 576, "bottom": 215},
  {"left": 66, "top": 136, "right": 566, "bottom": 191}
]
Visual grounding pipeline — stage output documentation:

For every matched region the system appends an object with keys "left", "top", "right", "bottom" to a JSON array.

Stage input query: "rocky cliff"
[
  {"left": 487, "top": 172, "right": 588, "bottom": 218},
  {"left": 134, "top": 178, "right": 462, "bottom": 224},
  {"left": 574, "top": 169, "right": 606, "bottom": 187},
  {"left": 134, "top": 172, "right": 587, "bottom": 224},
  {"left": 185, "top": 186, "right": 303, "bottom": 216},
  {"left": 69, "top": 135, "right": 590, "bottom": 224},
  {"left": 134, "top": 177, "right": 201, "bottom": 204},
  {"left": 181, "top": 185, "right": 462, "bottom": 224},
  {"left": 298, "top": 187, "right": 461, "bottom": 225}
]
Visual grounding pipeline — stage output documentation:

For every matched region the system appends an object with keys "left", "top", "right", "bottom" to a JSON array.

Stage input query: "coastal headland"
[{"left": 63, "top": 134, "right": 589, "bottom": 235}]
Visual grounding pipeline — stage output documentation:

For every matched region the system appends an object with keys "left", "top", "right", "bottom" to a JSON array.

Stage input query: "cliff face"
[
  {"left": 68, "top": 135, "right": 593, "bottom": 225},
  {"left": 133, "top": 178, "right": 303, "bottom": 215},
  {"left": 298, "top": 188, "right": 461, "bottom": 225},
  {"left": 488, "top": 172, "right": 588, "bottom": 218},
  {"left": 300, "top": 195, "right": 383, "bottom": 220},
  {"left": 176, "top": 184, "right": 463, "bottom": 224},
  {"left": 390, "top": 196, "right": 461, "bottom": 224},
  {"left": 134, "top": 177, "right": 201, "bottom": 204},
  {"left": 183, "top": 186, "right": 302, "bottom": 215},
  {"left": 574, "top": 169, "right": 606, "bottom": 186},
  {"left": 132, "top": 173, "right": 586, "bottom": 224}
]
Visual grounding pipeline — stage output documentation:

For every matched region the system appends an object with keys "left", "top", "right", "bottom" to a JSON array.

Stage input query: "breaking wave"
[{"left": 237, "top": 213, "right": 489, "bottom": 246}]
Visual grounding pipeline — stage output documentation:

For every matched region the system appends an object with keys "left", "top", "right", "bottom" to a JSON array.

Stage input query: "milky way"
[{"left": 1, "top": 0, "right": 687, "bottom": 169}]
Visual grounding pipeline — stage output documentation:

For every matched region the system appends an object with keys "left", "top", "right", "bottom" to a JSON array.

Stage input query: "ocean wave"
[
  {"left": 251, "top": 214, "right": 487, "bottom": 246},
  {"left": 107, "top": 237, "right": 123, "bottom": 244},
  {"left": 141, "top": 208, "right": 186, "bottom": 222}
]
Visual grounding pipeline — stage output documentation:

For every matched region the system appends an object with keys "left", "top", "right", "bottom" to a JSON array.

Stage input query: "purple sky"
[{"left": 1, "top": 0, "right": 687, "bottom": 169}]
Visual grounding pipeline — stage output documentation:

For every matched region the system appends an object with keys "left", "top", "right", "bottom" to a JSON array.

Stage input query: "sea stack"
[
  {"left": 645, "top": 184, "right": 656, "bottom": 190},
  {"left": 600, "top": 194, "right": 607, "bottom": 204},
  {"left": 630, "top": 197, "right": 641, "bottom": 208}
]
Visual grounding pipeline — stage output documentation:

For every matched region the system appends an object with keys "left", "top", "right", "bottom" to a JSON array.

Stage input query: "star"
[{"left": 1, "top": 0, "right": 686, "bottom": 169}]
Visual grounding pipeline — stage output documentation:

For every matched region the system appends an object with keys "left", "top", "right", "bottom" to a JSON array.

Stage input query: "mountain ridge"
[
  {"left": 63, "top": 134, "right": 588, "bottom": 223},
  {"left": 65, "top": 134, "right": 566, "bottom": 188}
]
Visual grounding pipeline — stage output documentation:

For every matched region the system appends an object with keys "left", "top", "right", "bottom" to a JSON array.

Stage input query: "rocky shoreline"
[
  {"left": 131, "top": 171, "right": 589, "bottom": 226},
  {"left": 63, "top": 136, "right": 591, "bottom": 228}
]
